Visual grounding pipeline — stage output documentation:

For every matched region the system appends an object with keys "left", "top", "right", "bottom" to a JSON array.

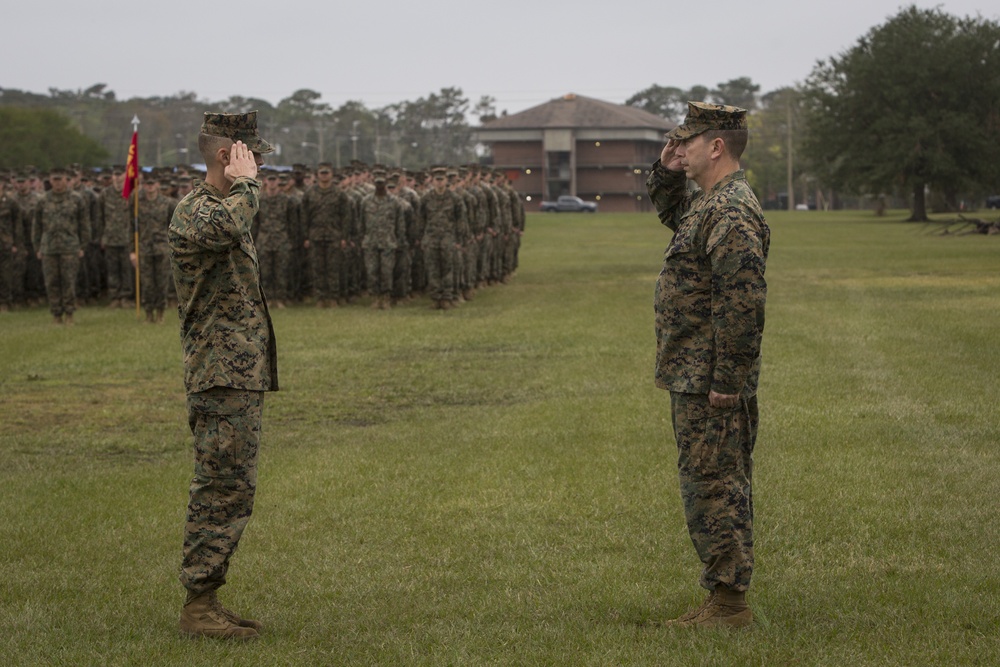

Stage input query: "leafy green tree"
[
  {"left": 382, "top": 87, "right": 474, "bottom": 167},
  {"left": 627, "top": 79, "right": 760, "bottom": 122},
  {"left": 801, "top": 5, "right": 1000, "bottom": 220},
  {"left": 713, "top": 77, "right": 760, "bottom": 111},
  {"left": 745, "top": 87, "right": 809, "bottom": 209},
  {"left": 625, "top": 85, "right": 688, "bottom": 122},
  {"left": 0, "top": 107, "right": 108, "bottom": 169}
]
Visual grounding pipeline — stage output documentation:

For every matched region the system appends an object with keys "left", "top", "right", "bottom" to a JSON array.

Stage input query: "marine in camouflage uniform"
[
  {"left": 419, "top": 166, "right": 465, "bottom": 309},
  {"left": 646, "top": 102, "right": 769, "bottom": 629},
  {"left": 0, "top": 189, "right": 21, "bottom": 311},
  {"left": 253, "top": 172, "right": 294, "bottom": 307},
  {"left": 170, "top": 112, "right": 277, "bottom": 641},
  {"left": 136, "top": 175, "right": 176, "bottom": 321},
  {"left": 456, "top": 168, "right": 480, "bottom": 300},
  {"left": 387, "top": 171, "right": 415, "bottom": 301},
  {"left": 11, "top": 174, "right": 42, "bottom": 306},
  {"left": 71, "top": 170, "right": 101, "bottom": 303},
  {"left": 360, "top": 168, "right": 404, "bottom": 308},
  {"left": 32, "top": 167, "right": 89, "bottom": 324},
  {"left": 407, "top": 171, "right": 428, "bottom": 295},
  {"left": 302, "top": 163, "right": 352, "bottom": 307},
  {"left": 98, "top": 167, "right": 135, "bottom": 308}
]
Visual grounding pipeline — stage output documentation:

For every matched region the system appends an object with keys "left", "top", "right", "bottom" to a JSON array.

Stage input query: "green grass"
[{"left": 2, "top": 209, "right": 999, "bottom": 666}]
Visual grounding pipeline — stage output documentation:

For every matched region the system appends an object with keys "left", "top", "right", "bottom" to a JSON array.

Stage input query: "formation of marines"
[{"left": 0, "top": 161, "right": 526, "bottom": 321}]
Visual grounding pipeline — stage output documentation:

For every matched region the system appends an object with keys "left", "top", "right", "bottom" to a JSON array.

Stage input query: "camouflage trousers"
[
  {"left": 0, "top": 247, "right": 13, "bottom": 306},
  {"left": 670, "top": 391, "right": 758, "bottom": 592},
  {"left": 309, "top": 241, "right": 343, "bottom": 302},
  {"left": 410, "top": 246, "right": 427, "bottom": 293},
  {"left": 393, "top": 247, "right": 411, "bottom": 299},
  {"left": 424, "top": 239, "right": 456, "bottom": 301},
  {"left": 104, "top": 246, "right": 134, "bottom": 302},
  {"left": 41, "top": 253, "right": 80, "bottom": 316},
  {"left": 259, "top": 245, "right": 290, "bottom": 302},
  {"left": 180, "top": 387, "right": 263, "bottom": 596},
  {"left": 139, "top": 252, "right": 170, "bottom": 311},
  {"left": 476, "top": 235, "right": 491, "bottom": 285},
  {"left": 364, "top": 246, "right": 395, "bottom": 296}
]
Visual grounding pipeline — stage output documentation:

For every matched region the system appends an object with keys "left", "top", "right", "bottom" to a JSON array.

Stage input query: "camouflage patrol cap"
[
  {"left": 666, "top": 101, "right": 748, "bottom": 141},
  {"left": 201, "top": 111, "right": 275, "bottom": 154},
  {"left": 372, "top": 168, "right": 388, "bottom": 183}
]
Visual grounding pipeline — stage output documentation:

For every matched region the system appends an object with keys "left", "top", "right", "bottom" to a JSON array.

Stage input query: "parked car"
[
  {"left": 539, "top": 195, "right": 598, "bottom": 213},
  {"left": 986, "top": 195, "right": 1000, "bottom": 209}
]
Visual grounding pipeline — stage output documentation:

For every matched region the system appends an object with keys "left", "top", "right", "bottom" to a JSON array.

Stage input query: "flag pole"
[{"left": 124, "top": 115, "right": 142, "bottom": 321}]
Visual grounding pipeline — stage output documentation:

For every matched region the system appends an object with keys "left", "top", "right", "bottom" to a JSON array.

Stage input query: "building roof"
[{"left": 481, "top": 93, "right": 672, "bottom": 132}]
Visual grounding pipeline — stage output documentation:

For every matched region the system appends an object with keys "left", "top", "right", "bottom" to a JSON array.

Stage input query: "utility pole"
[{"left": 786, "top": 97, "right": 794, "bottom": 211}]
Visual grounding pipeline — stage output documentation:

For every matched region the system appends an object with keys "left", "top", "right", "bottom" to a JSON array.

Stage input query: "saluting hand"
[
  {"left": 660, "top": 139, "right": 684, "bottom": 172},
  {"left": 225, "top": 141, "right": 259, "bottom": 182}
]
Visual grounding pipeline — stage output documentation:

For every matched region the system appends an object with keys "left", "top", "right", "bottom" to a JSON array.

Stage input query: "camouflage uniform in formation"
[
  {"left": 253, "top": 179, "right": 295, "bottom": 305},
  {"left": 360, "top": 173, "right": 405, "bottom": 306},
  {"left": 12, "top": 179, "right": 43, "bottom": 306},
  {"left": 137, "top": 185, "right": 176, "bottom": 318},
  {"left": 170, "top": 113, "right": 278, "bottom": 602},
  {"left": 32, "top": 180, "right": 89, "bottom": 319},
  {"left": 419, "top": 169, "right": 465, "bottom": 307},
  {"left": 302, "top": 174, "right": 352, "bottom": 306},
  {"left": 0, "top": 192, "right": 21, "bottom": 309},
  {"left": 73, "top": 180, "right": 101, "bottom": 303},
  {"left": 646, "top": 104, "right": 769, "bottom": 596},
  {"left": 97, "top": 176, "right": 135, "bottom": 306}
]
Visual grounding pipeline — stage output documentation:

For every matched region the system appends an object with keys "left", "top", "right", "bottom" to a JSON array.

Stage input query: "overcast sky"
[{"left": 3, "top": 0, "right": 996, "bottom": 117}]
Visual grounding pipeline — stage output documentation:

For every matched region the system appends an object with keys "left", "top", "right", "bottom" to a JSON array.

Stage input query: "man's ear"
[{"left": 710, "top": 137, "right": 726, "bottom": 160}]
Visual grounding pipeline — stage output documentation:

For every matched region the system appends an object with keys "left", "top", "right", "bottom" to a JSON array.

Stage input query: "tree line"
[{"left": 2, "top": 5, "right": 998, "bottom": 221}]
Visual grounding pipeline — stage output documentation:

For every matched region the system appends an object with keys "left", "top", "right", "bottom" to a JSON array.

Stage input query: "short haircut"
[
  {"left": 198, "top": 133, "right": 234, "bottom": 164},
  {"left": 702, "top": 129, "right": 748, "bottom": 160}
]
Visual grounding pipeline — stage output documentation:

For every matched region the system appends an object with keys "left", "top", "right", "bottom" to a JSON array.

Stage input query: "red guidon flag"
[{"left": 122, "top": 130, "right": 139, "bottom": 199}]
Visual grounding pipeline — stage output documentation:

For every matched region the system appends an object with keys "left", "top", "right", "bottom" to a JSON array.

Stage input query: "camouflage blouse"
[
  {"left": 169, "top": 176, "right": 278, "bottom": 395},
  {"left": 32, "top": 190, "right": 89, "bottom": 255},
  {"left": 646, "top": 163, "right": 769, "bottom": 396}
]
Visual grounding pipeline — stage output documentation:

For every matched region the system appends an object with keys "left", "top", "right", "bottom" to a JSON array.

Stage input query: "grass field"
[{"left": 1, "top": 209, "right": 999, "bottom": 666}]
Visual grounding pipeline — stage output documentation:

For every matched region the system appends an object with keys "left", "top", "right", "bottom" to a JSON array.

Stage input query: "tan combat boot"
[
  {"left": 664, "top": 586, "right": 753, "bottom": 629},
  {"left": 154, "top": 308, "right": 164, "bottom": 323},
  {"left": 179, "top": 590, "right": 260, "bottom": 640},
  {"left": 64, "top": 313, "right": 75, "bottom": 327}
]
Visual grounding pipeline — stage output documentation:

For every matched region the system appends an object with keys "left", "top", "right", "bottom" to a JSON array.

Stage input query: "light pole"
[{"left": 351, "top": 120, "right": 359, "bottom": 161}]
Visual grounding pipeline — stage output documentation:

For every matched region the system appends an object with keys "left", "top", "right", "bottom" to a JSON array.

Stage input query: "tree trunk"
[{"left": 906, "top": 182, "right": 929, "bottom": 222}]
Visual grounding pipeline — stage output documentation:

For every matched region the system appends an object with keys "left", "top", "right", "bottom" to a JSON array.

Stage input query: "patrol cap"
[
  {"left": 666, "top": 101, "right": 748, "bottom": 141},
  {"left": 430, "top": 166, "right": 448, "bottom": 179},
  {"left": 201, "top": 111, "right": 275, "bottom": 154},
  {"left": 372, "top": 168, "right": 388, "bottom": 183}
]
